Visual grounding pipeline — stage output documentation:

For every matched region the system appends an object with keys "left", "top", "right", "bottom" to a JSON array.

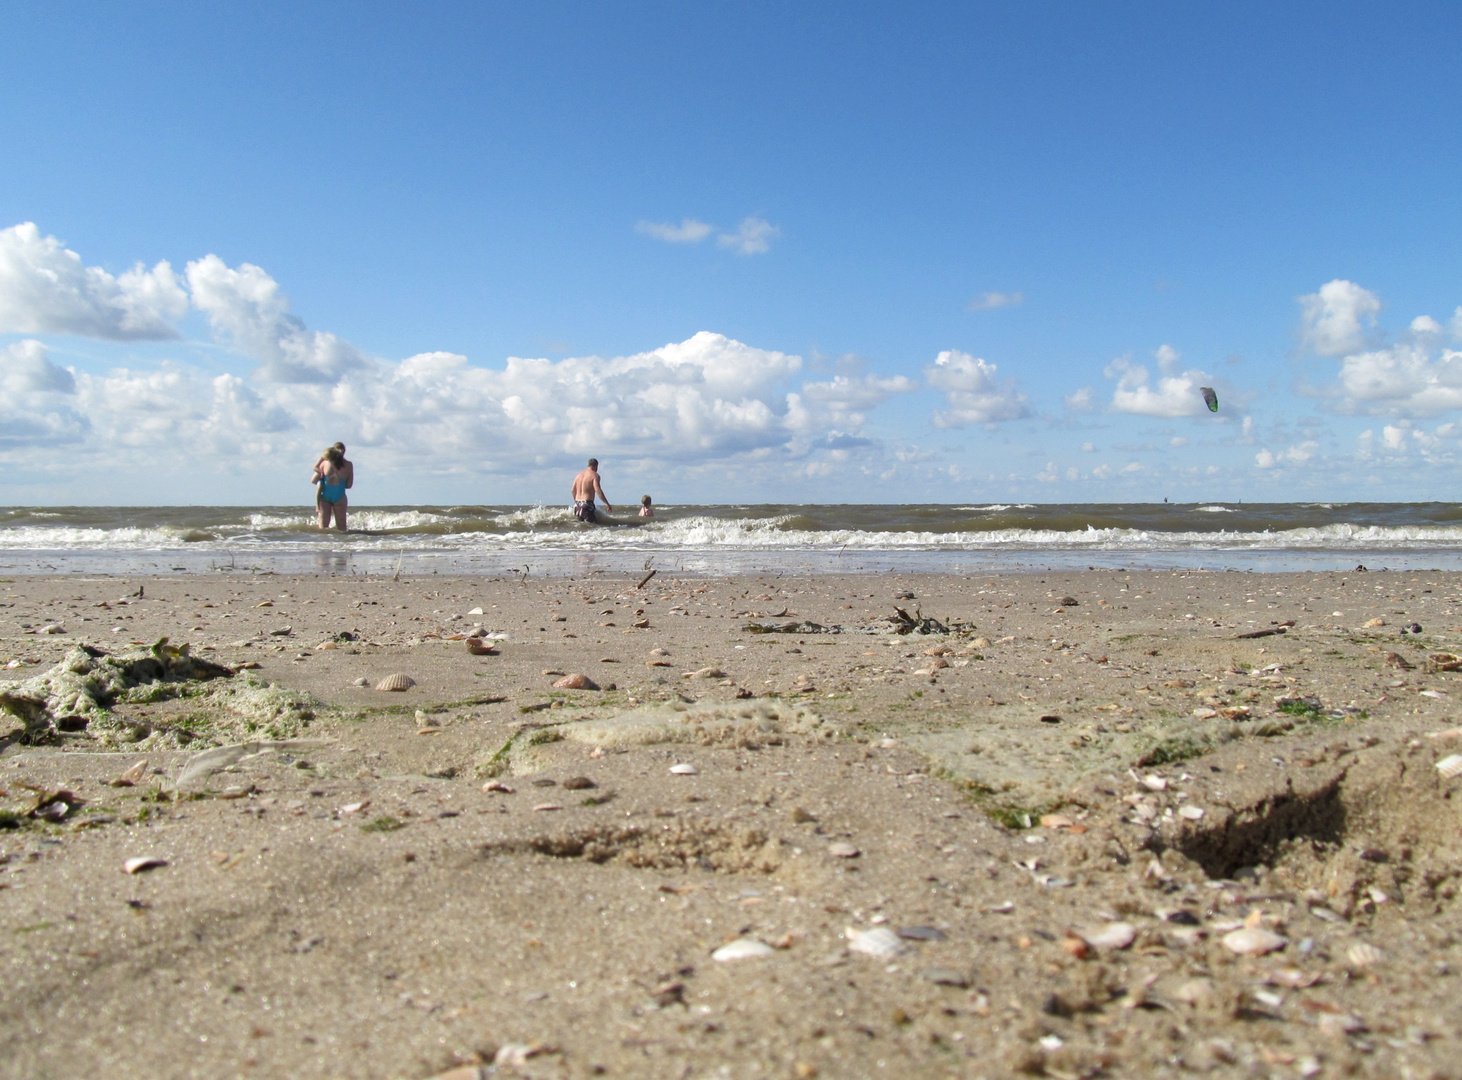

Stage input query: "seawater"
[{"left": 3, "top": 503, "right": 1462, "bottom": 575}]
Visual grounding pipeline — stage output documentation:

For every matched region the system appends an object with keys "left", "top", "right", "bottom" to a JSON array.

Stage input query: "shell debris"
[
  {"left": 1077, "top": 922, "right": 1136, "bottom": 950},
  {"left": 712, "top": 938, "right": 775, "bottom": 961},
  {"left": 846, "top": 926, "right": 908, "bottom": 959},
  {"left": 1222, "top": 927, "right": 1287, "bottom": 956},
  {"left": 669, "top": 762, "right": 698, "bottom": 775},
  {"left": 123, "top": 856, "right": 168, "bottom": 875}
]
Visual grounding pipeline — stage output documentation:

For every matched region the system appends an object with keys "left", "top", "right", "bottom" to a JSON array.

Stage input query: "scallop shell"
[
  {"left": 712, "top": 938, "right": 774, "bottom": 961},
  {"left": 1222, "top": 927, "right": 1287, "bottom": 956},
  {"left": 375, "top": 673, "right": 416, "bottom": 691},
  {"left": 1346, "top": 942, "right": 1384, "bottom": 968},
  {"left": 552, "top": 673, "right": 599, "bottom": 690},
  {"left": 1437, "top": 753, "right": 1462, "bottom": 779},
  {"left": 465, "top": 639, "right": 497, "bottom": 655},
  {"left": 847, "top": 926, "right": 908, "bottom": 958},
  {"left": 1078, "top": 922, "right": 1136, "bottom": 950}
]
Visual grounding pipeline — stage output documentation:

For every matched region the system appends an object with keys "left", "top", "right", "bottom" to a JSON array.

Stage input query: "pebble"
[
  {"left": 828, "top": 842, "right": 860, "bottom": 858},
  {"left": 712, "top": 938, "right": 775, "bottom": 961},
  {"left": 1078, "top": 922, "right": 1136, "bottom": 950},
  {"left": 921, "top": 967, "right": 969, "bottom": 987},
  {"left": 669, "top": 763, "right": 698, "bottom": 775},
  {"left": 562, "top": 776, "right": 596, "bottom": 790},
  {"left": 552, "top": 673, "right": 599, "bottom": 690},
  {"left": 351, "top": 676, "right": 370, "bottom": 686},
  {"left": 1222, "top": 926, "right": 1287, "bottom": 956},
  {"left": 123, "top": 856, "right": 168, "bottom": 875},
  {"left": 846, "top": 926, "right": 907, "bottom": 958}
]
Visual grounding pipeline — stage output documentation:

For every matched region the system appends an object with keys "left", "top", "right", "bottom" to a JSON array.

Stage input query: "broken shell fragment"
[
  {"left": 375, "top": 673, "right": 416, "bottom": 691},
  {"left": 1078, "top": 922, "right": 1136, "bottom": 950},
  {"left": 1347, "top": 943, "right": 1384, "bottom": 968},
  {"left": 1436, "top": 754, "right": 1462, "bottom": 779},
  {"left": 669, "top": 763, "right": 698, "bottom": 775},
  {"left": 712, "top": 938, "right": 775, "bottom": 961},
  {"left": 1178, "top": 805, "right": 1205, "bottom": 820},
  {"left": 828, "top": 842, "right": 860, "bottom": 858},
  {"left": 123, "top": 856, "right": 168, "bottom": 875},
  {"left": 1222, "top": 927, "right": 1287, "bottom": 956},
  {"left": 466, "top": 639, "right": 498, "bottom": 656},
  {"left": 108, "top": 760, "right": 149, "bottom": 787},
  {"left": 846, "top": 926, "right": 908, "bottom": 958},
  {"left": 552, "top": 673, "right": 599, "bottom": 690},
  {"left": 482, "top": 780, "right": 515, "bottom": 793}
]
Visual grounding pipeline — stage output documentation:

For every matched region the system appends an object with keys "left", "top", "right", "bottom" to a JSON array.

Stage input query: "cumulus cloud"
[
  {"left": 186, "top": 255, "right": 367, "bottom": 384},
  {"left": 1331, "top": 340, "right": 1462, "bottom": 416},
  {"left": 717, "top": 217, "right": 779, "bottom": 255},
  {"left": 635, "top": 218, "right": 713, "bottom": 244},
  {"left": 966, "top": 291, "right": 1023, "bottom": 312},
  {"left": 0, "top": 222, "right": 187, "bottom": 340},
  {"left": 1299, "top": 279, "right": 1380, "bottom": 356},
  {"left": 1105, "top": 346, "right": 1214, "bottom": 418},
  {"left": 1254, "top": 441, "right": 1317, "bottom": 468},
  {"left": 1064, "top": 387, "right": 1094, "bottom": 413},
  {"left": 924, "top": 350, "right": 1029, "bottom": 427},
  {"left": 0, "top": 340, "right": 86, "bottom": 446}
]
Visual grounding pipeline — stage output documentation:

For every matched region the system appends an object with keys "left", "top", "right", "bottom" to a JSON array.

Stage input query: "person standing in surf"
[
  {"left": 571, "top": 458, "right": 612, "bottom": 523},
  {"left": 312, "top": 442, "right": 353, "bottom": 531}
]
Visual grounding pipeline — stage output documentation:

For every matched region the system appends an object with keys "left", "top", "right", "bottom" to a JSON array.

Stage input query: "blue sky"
[{"left": 2, "top": 1, "right": 1461, "bottom": 505}]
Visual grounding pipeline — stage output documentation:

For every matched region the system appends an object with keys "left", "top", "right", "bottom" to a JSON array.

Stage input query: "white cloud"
[
  {"left": 924, "top": 350, "right": 1029, "bottom": 427},
  {"left": 717, "top": 217, "right": 779, "bottom": 255},
  {"left": 635, "top": 218, "right": 713, "bottom": 244},
  {"left": 1411, "top": 315, "right": 1443, "bottom": 339},
  {"left": 0, "top": 222, "right": 187, "bottom": 340},
  {"left": 1299, "top": 279, "right": 1380, "bottom": 356},
  {"left": 1170, "top": 436, "right": 1188, "bottom": 447},
  {"left": 1333, "top": 341, "right": 1462, "bottom": 416},
  {"left": 1382, "top": 424, "right": 1407, "bottom": 450},
  {"left": 0, "top": 340, "right": 86, "bottom": 446},
  {"left": 1254, "top": 441, "right": 1317, "bottom": 468},
  {"left": 1105, "top": 347, "right": 1213, "bottom": 418},
  {"left": 1255, "top": 449, "right": 1276, "bottom": 468},
  {"left": 966, "top": 291, "right": 1023, "bottom": 312},
  {"left": 186, "top": 255, "right": 367, "bottom": 384},
  {"left": 1064, "top": 386, "right": 1094, "bottom": 413}
]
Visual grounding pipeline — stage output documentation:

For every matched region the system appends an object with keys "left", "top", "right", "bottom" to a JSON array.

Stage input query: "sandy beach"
[{"left": 3, "top": 567, "right": 1461, "bottom": 1079}]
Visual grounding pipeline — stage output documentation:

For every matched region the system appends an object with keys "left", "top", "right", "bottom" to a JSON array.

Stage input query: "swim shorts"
[{"left": 573, "top": 500, "right": 597, "bottom": 523}]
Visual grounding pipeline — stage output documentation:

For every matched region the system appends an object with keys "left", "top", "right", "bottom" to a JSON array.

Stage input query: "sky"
[{"left": 2, "top": 1, "right": 1462, "bottom": 506}]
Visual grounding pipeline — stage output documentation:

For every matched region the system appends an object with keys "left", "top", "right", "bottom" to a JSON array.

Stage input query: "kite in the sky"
[{"left": 1200, "top": 386, "right": 1219, "bottom": 413}]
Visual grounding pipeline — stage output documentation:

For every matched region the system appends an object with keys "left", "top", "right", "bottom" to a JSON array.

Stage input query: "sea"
[{"left": 3, "top": 503, "right": 1462, "bottom": 577}]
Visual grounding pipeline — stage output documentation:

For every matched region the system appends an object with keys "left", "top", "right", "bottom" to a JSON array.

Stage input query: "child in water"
[{"left": 639, "top": 495, "right": 654, "bottom": 518}]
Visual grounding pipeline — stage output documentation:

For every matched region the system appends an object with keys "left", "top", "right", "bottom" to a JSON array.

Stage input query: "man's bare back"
[{"left": 571, "top": 459, "right": 611, "bottom": 522}]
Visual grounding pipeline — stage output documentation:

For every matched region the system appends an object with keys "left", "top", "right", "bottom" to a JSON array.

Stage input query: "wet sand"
[{"left": 2, "top": 568, "right": 1461, "bottom": 1079}]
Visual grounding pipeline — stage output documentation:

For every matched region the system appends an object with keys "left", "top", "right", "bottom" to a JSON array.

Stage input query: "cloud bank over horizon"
[{"left": 4, "top": 226, "right": 1462, "bottom": 502}]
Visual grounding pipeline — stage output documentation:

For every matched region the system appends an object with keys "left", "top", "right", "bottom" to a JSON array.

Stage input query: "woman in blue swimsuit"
[{"left": 311, "top": 443, "right": 353, "bottom": 531}]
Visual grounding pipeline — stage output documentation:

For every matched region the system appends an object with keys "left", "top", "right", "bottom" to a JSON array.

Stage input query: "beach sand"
[{"left": 3, "top": 568, "right": 1461, "bottom": 1078}]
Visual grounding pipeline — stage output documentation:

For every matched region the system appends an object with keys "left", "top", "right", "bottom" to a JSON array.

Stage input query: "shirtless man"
[{"left": 571, "top": 458, "right": 612, "bottom": 523}]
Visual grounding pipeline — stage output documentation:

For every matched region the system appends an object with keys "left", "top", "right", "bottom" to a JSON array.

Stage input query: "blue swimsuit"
[{"left": 318, "top": 471, "right": 347, "bottom": 503}]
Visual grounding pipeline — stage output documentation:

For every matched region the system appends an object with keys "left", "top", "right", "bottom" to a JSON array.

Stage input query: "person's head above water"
[
  {"left": 641, "top": 495, "right": 652, "bottom": 506},
  {"left": 587, "top": 458, "right": 598, "bottom": 470}
]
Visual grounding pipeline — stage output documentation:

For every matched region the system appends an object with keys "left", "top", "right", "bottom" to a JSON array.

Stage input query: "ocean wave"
[{"left": 1193, "top": 505, "right": 1237, "bottom": 513}]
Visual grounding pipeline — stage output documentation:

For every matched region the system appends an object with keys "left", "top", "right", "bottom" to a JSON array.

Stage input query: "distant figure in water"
[
  {"left": 312, "top": 442, "right": 353, "bottom": 531},
  {"left": 571, "top": 458, "right": 612, "bottom": 523},
  {"left": 639, "top": 495, "right": 654, "bottom": 518}
]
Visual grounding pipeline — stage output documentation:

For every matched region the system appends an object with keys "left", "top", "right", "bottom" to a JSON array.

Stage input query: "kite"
[{"left": 1200, "top": 386, "right": 1218, "bottom": 413}]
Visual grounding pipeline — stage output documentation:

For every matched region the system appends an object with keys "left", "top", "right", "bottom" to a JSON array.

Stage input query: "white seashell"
[
  {"left": 1078, "top": 922, "right": 1136, "bottom": 950},
  {"left": 1178, "top": 805, "right": 1205, "bottom": 820},
  {"left": 828, "top": 842, "right": 860, "bottom": 858},
  {"left": 1192, "top": 707, "right": 1218, "bottom": 719},
  {"left": 123, "top": 856, "right": 167, "bottom": 875},
  {"left": 351, "top": 676, "right": 370, "bottom": 686},
  {"left": 712, "top": 938, "right": 774, "bottom": 961},
  {"left": 375, "top": 673, "right": 416, "bottom": 691},
  {"left": 467, "top": 607, "right": 484, "bottom": 615},
  {"left": 1222, "top": 927, "right": 1287, "bottom": 956},
  {"left": 1141, "top": 775, "right": 1168, "bottom": 791},
  {"left": 338, "top": 801, "right": 369, "bottom": 815},
  {"left": 846, "top": 926, "right": 908, "bottom": 958},
  {"left": 1436, "top": 753, "right": 1462, "bottom": 779},
  {"left": 1317, "top": 1013, "right": 1364, "bottom": 1038},
  {"left": 669, "top": 763, "right": 698, "bottom": 775},
  {"left": 1347, "top": 943, "right": 1384, "bottom": 968}
]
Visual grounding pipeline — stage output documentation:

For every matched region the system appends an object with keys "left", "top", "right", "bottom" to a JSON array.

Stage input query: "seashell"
[
  {"left": 532, "top": 803, "right": 562, "bottom": 812},
  {"left": 1346, "top": 943, "right": 1384, "bottom": 968},
  {"left": 467, "top": 607, "right": 484, "bottom": 615},
  {"left": 897, "top": 925, "right": 947, "bottom": 941},
  {"left": 650, "top": 648, "right": 670, "bottom": 656},
  {"left": 1364, "top": 617, "right": 1386, "bottom": 628},
  {"left": 846, "top": 926, "right": 908, "bottom": 958},
  {"left": 669, "top": 763, "right": 698, "bottom": 775},
  {"left": 1192, "top": 707, "right": 1218, "bottom": 719},
  {"left": 375, "top": 673, "right": 416, "bottom": 691},
  {"left": 482, "top": 780, "right": 515, "bottom": 793},
  {"left": 562, "top": 776, "right": 596, "bottom": 790},
  {"left": 828, "top": 842, "right": 860, "bottom": 858},
  {"left": 108, "top": 759, "right": 149, "bottom": 788},
  {"left": 712, "top": 938, "right": 775, "bottom": 961},
  {"left": 315, "top": 641, "right": 337, "bottom": 650},
  {"left": 969, "top": 637, "right": 990, "bottom": 649},
  {"left": 1317, "top": 1013, "right": 1364, "bottom": 1038},
  {"left": 1436, "top": 754, "right": 1462, "bottom": 779},
  {"left": 1078, "top": 922, "right": 1136, "bottom": 950},
  {"left": 466, "top": 639, "right": 497, "bottom": 656},
  {"left": 552, "top": 673, "right": 599, "bottom": 690},
  {"left": 338, "top": 801, "right": 369, "bottom": 815},
  {"left": 1173, "top": 978, "right": 1214, "bottom": 1004},
  {"left": 1178, "top": 805, "right": 1205, "bottom": 820},
  {"left": 350, "top": 676, "right": 369, "bottom": 686},
  {"left": 1040, "top": 814, "right": 1074, "bottom": 829},
  {"left": 123, "top": 856, "right": 167, "bottom": 875},
  {"left": 688, "top": 667, "right": 726, "bottom": 679},
  {"left": 1222, "top": 927, "right": 1287, "bottom": 956},
  {"left": 1267, "top": 968, "right": 1321, "bottom": 988},
  {"left": 1140, "top": 774, "right": 1168, "bottom": 791},
  {"left": 922, "top": 967, "right": 969, "bottom": 987}
]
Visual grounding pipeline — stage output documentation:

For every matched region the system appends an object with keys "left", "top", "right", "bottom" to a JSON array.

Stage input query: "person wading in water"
[
  {"left": 570, "top": 458, "right": 612, "bottom": 523},
  {"left": 312, "top": 442, "right": 353, "bottom": 531}
]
